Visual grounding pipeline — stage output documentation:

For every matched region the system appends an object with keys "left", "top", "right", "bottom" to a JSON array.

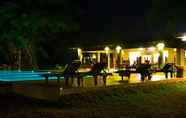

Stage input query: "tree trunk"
[
  {"left": 18, "top": 48, "right": 21, "bottom": 71},
  {"left": 27, "top": 42, "right": 38, "bottom": 70}
]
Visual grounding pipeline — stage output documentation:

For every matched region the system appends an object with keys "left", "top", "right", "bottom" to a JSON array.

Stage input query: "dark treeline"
[{"left": 0, "top": 0, "right": 80, "bottom": 69}]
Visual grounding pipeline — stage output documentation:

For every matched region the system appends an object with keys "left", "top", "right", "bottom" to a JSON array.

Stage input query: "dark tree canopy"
[{"left": 0, "top": 0, "right": 80, "bottom": 67}]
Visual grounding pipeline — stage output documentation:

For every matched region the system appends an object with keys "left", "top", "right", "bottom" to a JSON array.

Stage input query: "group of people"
[{"left": 120, "top": 60, "right": 180, "bottom": 81}]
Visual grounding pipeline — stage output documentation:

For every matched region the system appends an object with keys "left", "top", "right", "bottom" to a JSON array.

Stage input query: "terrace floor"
[{"left": 12, "top": 72, "right": 185, "bottom": 101}]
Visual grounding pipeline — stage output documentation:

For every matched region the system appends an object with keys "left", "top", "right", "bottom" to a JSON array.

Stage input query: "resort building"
[{"left": 77, "top": 43, "right": 186, "bottom": 71}]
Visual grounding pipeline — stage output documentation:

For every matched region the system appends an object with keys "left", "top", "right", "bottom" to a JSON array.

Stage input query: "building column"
[
  {"left": 180, "top": 49, "right": 185, "bottom": 66},
  {"left": 18, "top": 48, "right": 21, "bottom": 71},
  {"left": 97, "top": 52, "right": 100, "bottom": 63},
  {"left": 176, "top": 48, "right": 185, "bottom": 66},
  {"left": 113, "top": 51, "right": 116, "bottom": 69},
  {"left": 174, "top": 49, "right": 177, "bottom": 64},
  {"left": 78, "top": 48, "right": 83, "bottom": 63},
  {"left": 176, "top": 48, "right": 182, "bottom": 66},
  {"left": 158, "top": 51, "right": 163, "bottom": 68},
  {"left": 107, "top": 52, "right": 110, "bottom": 70},
  {"left": 116, "top": 52, "right": 120, "bottom": 69}
]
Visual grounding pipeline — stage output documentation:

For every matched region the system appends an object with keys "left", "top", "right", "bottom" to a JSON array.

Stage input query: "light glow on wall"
[
  {"left": 139, "top": 47, "right": 144, "bottom": 51},
  {"left": 92, "top": 54, "right": 96, "bottom": 59},
  {"left": 148, "top": 47, "right": 155, "bottom": 52}
]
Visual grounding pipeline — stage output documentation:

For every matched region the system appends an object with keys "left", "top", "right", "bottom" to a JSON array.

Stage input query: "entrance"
[{"left": 142, "top": 55, "right": 153, "bottom": 64}]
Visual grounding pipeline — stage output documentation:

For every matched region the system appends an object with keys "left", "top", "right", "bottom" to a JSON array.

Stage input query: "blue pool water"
[{"left": 0, "top": 71, "right": 61, "bottom": 82}]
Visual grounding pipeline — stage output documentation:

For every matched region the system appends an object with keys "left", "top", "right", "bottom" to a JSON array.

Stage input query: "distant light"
[
  {"left": 59, "top": 87, "right": 63, "bottom": 95},
  {"left": 104, "top": 46, "right": 110, "bottom": 53},
  {"left": 139, "top": 47, "right": 144, "bottom": 51},
  {"left": 59, "top": 87, "right": 63, "bottom": 91},
  {"left": 148, "top": 47, "right": 155, "bottom": 51},
  {"left": 177, "top": 33, "right": 186, "bottom": 41},
  {"left": 174, "top": 48, "right": 177, "bottom": 52},
  {"left": 116, "top": 46, "right": 122, "bottom": 54},
  {"left": 156, "top": 43, "right": 165, "bottom": 50}
]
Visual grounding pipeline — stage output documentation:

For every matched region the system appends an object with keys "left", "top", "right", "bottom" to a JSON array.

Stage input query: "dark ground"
[{"left": 1, "top": 79, "right": 186, "bottom": 118}]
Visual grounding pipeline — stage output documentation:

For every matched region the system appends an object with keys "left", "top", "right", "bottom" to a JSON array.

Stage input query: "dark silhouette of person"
[
  {"left": 137, "top": 63, "right": 152, "bottom": 81},
  {"left": 162, "top": 63, "right": 174, "bottom": 78}
]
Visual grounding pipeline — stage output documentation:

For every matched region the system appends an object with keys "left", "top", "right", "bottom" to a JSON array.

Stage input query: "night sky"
[
  {"left": 81, "top": 0, "right": 186, "bottom": 45},
  {"left": 81, "top": 0, "right": 151, "bottom": 42}
]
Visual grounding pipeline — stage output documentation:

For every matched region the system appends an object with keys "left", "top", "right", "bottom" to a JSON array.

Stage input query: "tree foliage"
[{"left": 0, "top": 0, "right": 79, "bottom": 69}]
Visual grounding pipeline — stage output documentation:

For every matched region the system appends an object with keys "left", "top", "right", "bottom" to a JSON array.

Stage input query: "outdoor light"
[
  {"left": 177, "top": 33, "right": 186, "bottom": 41},
  {"left": 174, "top": 48, "right": 177, "bottom": 52},
  {"left": 156, "top": 43, "right": 165, "bottom": 51},
  {"left": 116, "top": 46, "right": 121, "bottom": 54},
  {"left": 104, "top": 46, "right": 110, "bottom": 53}
]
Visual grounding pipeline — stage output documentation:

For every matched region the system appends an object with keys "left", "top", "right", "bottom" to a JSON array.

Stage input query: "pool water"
[{"left": 0, "top": 71, "right": 59, "bottom": 82}]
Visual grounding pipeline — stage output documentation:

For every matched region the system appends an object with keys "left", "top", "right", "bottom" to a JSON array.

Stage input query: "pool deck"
[{"left": 9, "top": 72, "right": 186, "bottom": 101}]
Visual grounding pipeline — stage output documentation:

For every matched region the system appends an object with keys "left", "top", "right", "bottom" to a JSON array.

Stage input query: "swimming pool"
[{"left": 0, "top": 71, "right": 59, "bottom": 82}]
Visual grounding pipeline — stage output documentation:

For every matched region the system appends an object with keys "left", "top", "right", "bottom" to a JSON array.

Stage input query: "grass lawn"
[{"left": 1, "top": 79, "right": 186, "bottom": 118}]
